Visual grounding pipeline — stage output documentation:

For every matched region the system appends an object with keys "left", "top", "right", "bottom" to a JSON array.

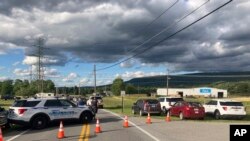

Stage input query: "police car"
[{"left": 8, "top": 97, "right": 95, "bottom": 129}]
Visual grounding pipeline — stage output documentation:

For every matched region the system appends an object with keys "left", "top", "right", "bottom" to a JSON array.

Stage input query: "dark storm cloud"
[{"left": 1, "top": 0, "right": 250, "bottom": 72}]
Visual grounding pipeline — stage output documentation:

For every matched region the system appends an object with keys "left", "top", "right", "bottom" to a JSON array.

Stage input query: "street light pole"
[{"left": 94, "top": 64, "right": 97, "bottom": 94}]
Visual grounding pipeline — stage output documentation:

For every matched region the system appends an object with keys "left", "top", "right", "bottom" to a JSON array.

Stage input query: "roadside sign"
[{"left": 121, "top": 91, "right": 126, "bottom": 96}]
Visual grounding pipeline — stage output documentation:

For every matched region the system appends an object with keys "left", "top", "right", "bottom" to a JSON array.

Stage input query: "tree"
[
  {"left": 111, "top": 77, "right": 125, "bottom": 96},
  {"left": 0, "top": 80, "right": 13, "bottom": 96},
  {"left": 125, "top": 84, "right": 137, "bottom": 94}
]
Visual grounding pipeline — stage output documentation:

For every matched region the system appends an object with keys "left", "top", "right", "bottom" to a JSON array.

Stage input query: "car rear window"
[
  {"left": 167, "top": 98, "right": 184, "bottom": 102},
  {"left": 188, "top": 102, "right": 202, "bottom": 107},
  {"left": 145, "top": 99, "right": 159, "bottom": 104},
  {"left": 12, "top": 100, "right": 41, "bottom": 107},
  {"left": 220, "top": 102, "right": 243, "bottom": 106}
]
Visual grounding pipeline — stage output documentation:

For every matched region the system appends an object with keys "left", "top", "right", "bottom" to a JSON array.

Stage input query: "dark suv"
[
  {"left": 132, "top": 99, "right": 161, "bottom": 116},
  {"left": 0, "top": 106, "right": 8, "bottom": 128}
]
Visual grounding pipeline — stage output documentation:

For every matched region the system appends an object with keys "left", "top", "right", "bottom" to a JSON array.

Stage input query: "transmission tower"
[{"left": 35, "top": 37, "right": 45, "bottom": 93}]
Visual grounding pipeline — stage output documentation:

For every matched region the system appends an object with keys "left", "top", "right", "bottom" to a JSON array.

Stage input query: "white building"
[
  {"left": 157, "top": 87, "right": 227, "bottom": 98},
  {"left": 35, "top": 93, "right": 55, "bottom": 98}
]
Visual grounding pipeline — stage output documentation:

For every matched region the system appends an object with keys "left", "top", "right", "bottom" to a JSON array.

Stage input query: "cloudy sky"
[{"left": 0, "top": 0, "right": 249, "bottom": 86}]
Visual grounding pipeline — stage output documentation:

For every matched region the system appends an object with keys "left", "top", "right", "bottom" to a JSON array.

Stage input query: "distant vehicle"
[
  {"left": 158, "top": 97, "right": 184, "bottom": 114},
  {"left": 132, "top": 99, "right": 161, "bottom": 116},
  {"left": 203, "top": 99, "right": 246, "bottom": 119},
  {"left": 170, "top": 101, "right": 205, "bottom": 120},
  {"left": 0, "top": 107, "right": 8, "bottom": 127},
  {"left": 87, "top": 96, "right": 103, "bottom": 108},
  {"left": 1, "top": 95, "right": 14, "bottom": 100},
  {"left": 8, "top": 98, "right": 95, "bottom": 129}
]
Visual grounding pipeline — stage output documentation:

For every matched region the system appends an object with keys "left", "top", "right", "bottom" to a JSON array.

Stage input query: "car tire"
[
  {"left": 214, "top": 110, "right": 221, "bottom": 120},
  {"left": 80, "top": 112, "right": 93, "bottom": 123},
  {"left": 139, "top": 109, "right": 144, "bottom": 116},
  {"left": 163, "top": 107, "right": 168, "bottom": 114},
  {"left": 31, "top": 116, "right": 48, "bottom": 130},
  {"left": 179, "top": 112, "right": 184, "bottom": 120}
]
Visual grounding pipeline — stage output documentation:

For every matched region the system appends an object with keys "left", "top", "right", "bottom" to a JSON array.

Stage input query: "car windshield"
[
  {"left": 145, "top": 99, "right": 159, "bottom": 104},
  {"left": 220, "top": 102, "right": 243, "bottom": 106}
]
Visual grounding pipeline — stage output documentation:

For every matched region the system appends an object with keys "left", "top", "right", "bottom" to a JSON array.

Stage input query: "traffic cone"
[
  {"left": 95, "top": 118, "right": 102, "bottom": 133},
  {"left": 57, "top": 121, "right": 65, "bottom": 139},
  {"left": 166, "top": 111, "right": 171, "bottom": 122},
  {"left": 0, "top": 127, "right": 3, "bottom": 141},
  {"left": 123, "top": 115, "right": 129, "bottom": 128},
  {"left": 146, "top": 113, "right": 152, "bottom": 124}
]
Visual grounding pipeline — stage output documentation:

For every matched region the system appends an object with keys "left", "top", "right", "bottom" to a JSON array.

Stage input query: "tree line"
[
  {"left": 0, "top": 79, "right": 55, "bottom": 97},
  {"left": 1, "top": 78, "right": 249, "bottom": 98}
]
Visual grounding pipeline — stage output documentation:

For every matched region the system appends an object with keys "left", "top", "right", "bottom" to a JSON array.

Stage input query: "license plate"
[
  {"left": 194, "top": 109, "right": 199, "bottom": 114},
  {"left": 151, "top": 105, "right": 155, "bottom": 108}
]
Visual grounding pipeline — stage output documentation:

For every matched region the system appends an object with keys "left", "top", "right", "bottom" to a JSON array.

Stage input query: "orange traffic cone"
[
  {"left": 57, "top": 121, "right": 65, "bottom": 139},
  {"left": 0, "top": 127, "right": 3, "bottom": 141},
  {"left": 123, "top": 115, "right": 129, "bottom": 128},
  {"left": 95, "top": 118, "right": 102, "bottom": 133},
  {"left": 146, "top": 113, "right": 152, "bottom": 124},
  {"left": 166, "top": 112, "right": 171, "bottom": 122}
]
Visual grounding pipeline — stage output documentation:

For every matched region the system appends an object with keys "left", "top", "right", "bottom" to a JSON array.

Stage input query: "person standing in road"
[{"left": 91, "top": 97, "right": 98, "bottom": 114}]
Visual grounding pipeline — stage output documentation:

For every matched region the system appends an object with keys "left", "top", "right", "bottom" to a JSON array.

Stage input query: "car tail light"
[
  {"left": 222, "top": 107, "right": 227, "bottom": 111},
  {"left": 186, "top": 107, "right": 190, "bottom": 111},
  {"left": 18, "top": 108, "right": 27, "bottom": 115}
]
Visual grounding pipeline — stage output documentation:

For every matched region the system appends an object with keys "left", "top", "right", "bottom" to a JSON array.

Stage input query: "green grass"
[
  {"left": 0, "top": 99, "right": 14, "bottom": 110},
  {"left": 103, "top": 96, "right": 250, "bottom": 122}
]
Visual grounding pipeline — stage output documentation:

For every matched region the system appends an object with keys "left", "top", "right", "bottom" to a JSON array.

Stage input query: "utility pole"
[
  {"left": 94, "top": 64, "right": 97, "bottom": 94},
  {"left": 166, "top": 69, "right": 169, "bottom": 96},
  {"left": 78, "top": 82, "right": 81, "bottom": 95}
]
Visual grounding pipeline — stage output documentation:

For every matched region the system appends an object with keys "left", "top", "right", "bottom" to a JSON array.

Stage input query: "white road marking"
[
  {"left": 6, "top": 129, "right": 30, "bottom": 141},
  {"left": 102, "top": 109, "right": 160, "bottom": 141}
]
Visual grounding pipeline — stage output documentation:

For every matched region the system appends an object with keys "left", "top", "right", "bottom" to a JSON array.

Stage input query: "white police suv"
[
  {"left": 203, "top": 99, "right": 246, "bottom": 119},
  {"left": 8, "top": 97, "right": 95, "bottom": 129}
]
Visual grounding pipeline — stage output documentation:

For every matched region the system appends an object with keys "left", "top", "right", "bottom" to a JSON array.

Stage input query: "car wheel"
[
  {"left": 163, "top": 107, "right": 168, "bottom": 114},
  {"left": 31, "top": 116, "right": 48, "bottom": 129},
  {"left": 179, "top": 112, "right": 184, "bottom": 120},
  {"left": 214, "top": 110, "right": 221, "bottom": 120},
  {"left": 80, "top": 112, "right": 93, "bottom": 123},
  {"left": 139, "top": 109, "right": 144, "bottom": 116}
]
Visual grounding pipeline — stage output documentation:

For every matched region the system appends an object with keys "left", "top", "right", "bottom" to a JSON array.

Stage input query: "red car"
[{"left": 170, "top": 101, "right": 205, "bottom": 120}]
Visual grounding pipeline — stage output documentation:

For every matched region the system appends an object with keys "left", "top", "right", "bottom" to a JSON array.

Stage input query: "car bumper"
[
  {"left": 8, "top": 119, "right": 30, "bottom": 126},
  {"left": 220, "top": 114, "right": 246, "bottom": 119},
  {"left": 143, "top": 110, "right": 161, "bottom": 114}
]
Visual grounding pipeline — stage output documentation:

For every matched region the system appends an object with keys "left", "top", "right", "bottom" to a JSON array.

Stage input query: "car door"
[
  {"left": 170, "top": 102, "right": 179, "bottom": 116},
  {"left": 204, "top": 100, "right": 217, "bottom": 114},
  {"left": 59, "top": 99, "right": 79, "bottom": 119},
  {"left": 45, "top": 99, "right": 76, "bottom": 120}
]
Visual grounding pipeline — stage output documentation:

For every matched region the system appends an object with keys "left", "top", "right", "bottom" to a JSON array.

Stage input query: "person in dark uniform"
[{"left": 91, "top": 97, "right": 98, "bottom": 114}]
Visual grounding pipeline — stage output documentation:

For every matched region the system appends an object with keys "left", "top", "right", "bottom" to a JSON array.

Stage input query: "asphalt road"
[{"left": 2, "top": 109, "right": 236, "bottom": 141}]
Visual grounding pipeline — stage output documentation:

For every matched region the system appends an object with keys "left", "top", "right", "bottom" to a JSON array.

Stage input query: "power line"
[
  {"left": 97, "top": 0, "right": 213, "bottom": 71},
  {"left": 126, "top": 0, "right": 210, "bottom": 55}
]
